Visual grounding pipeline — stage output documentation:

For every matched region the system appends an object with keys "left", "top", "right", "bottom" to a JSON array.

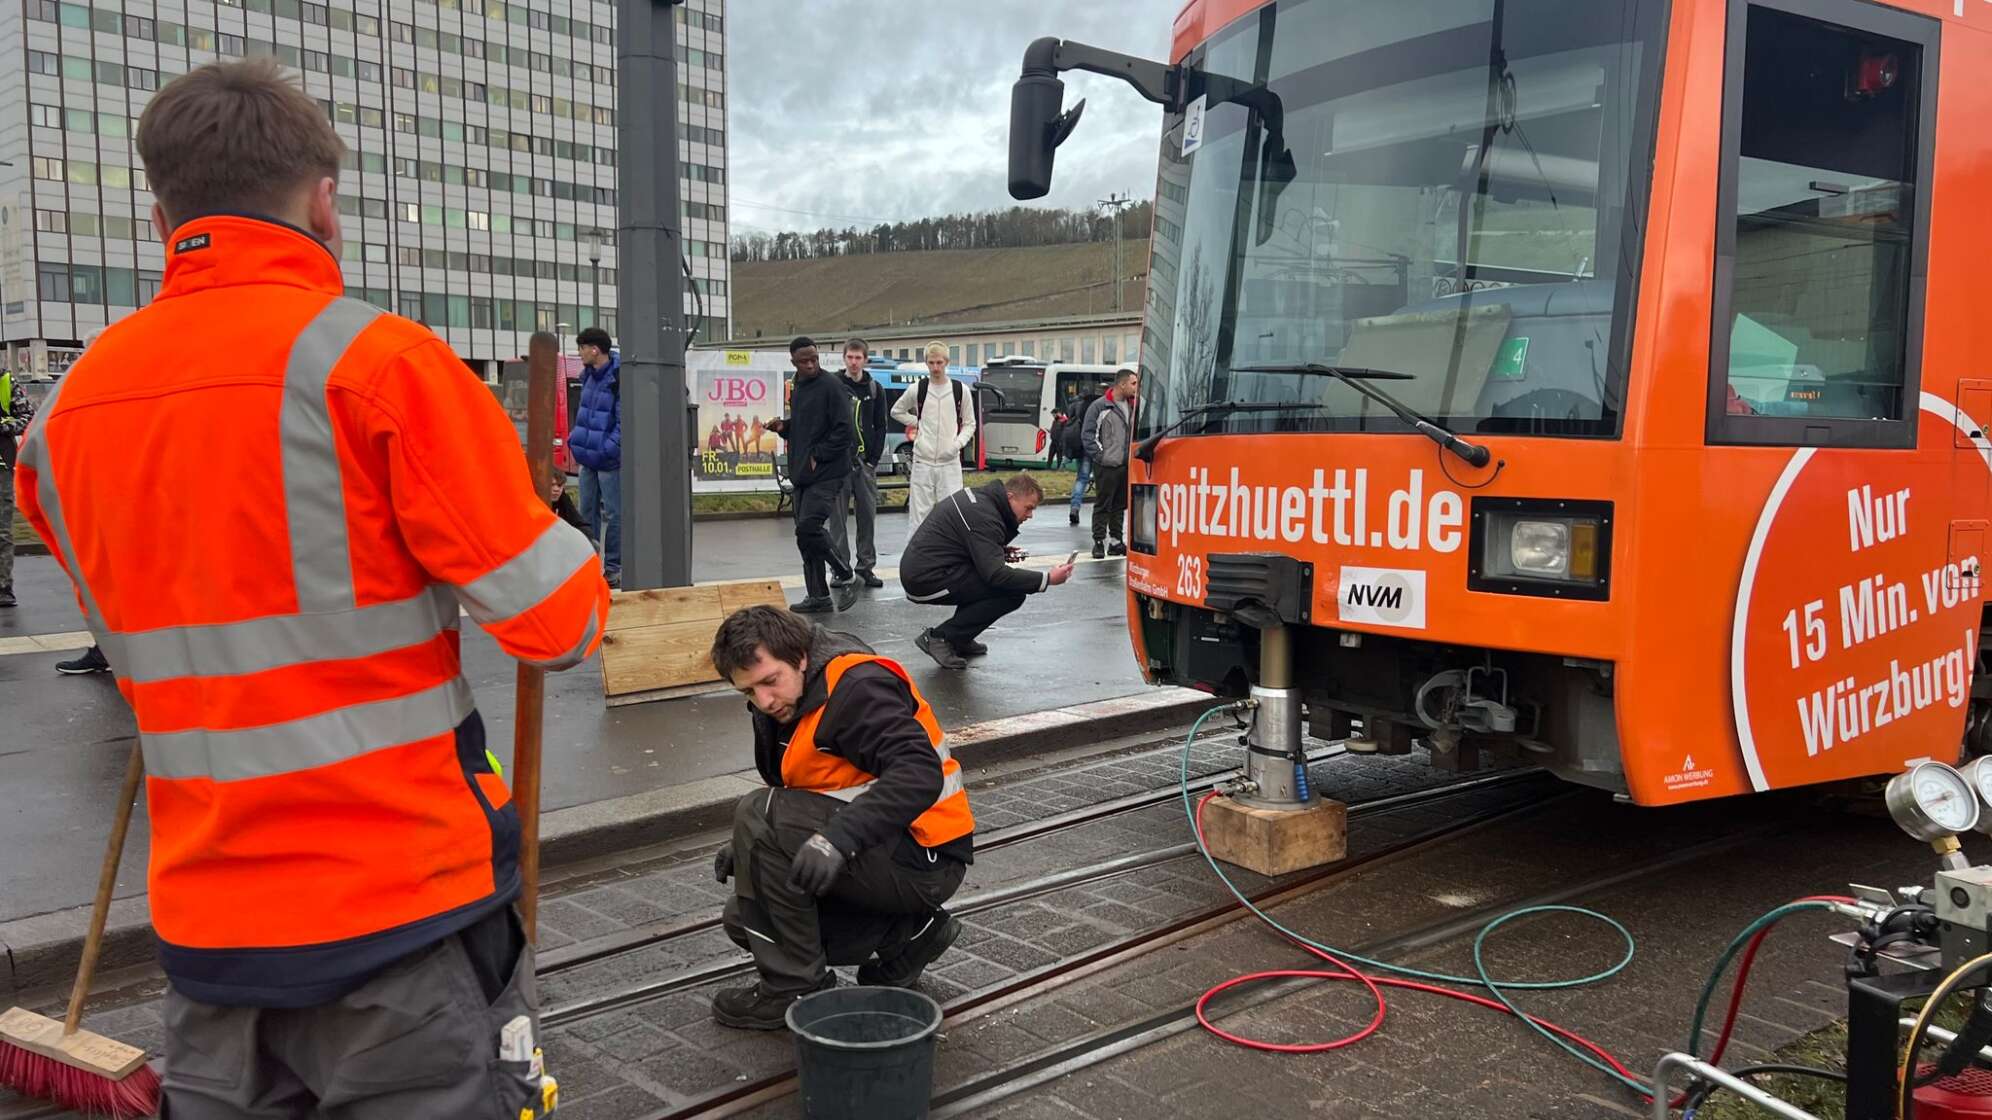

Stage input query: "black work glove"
[
  {"left": 713, "top": 845, "right": 734, "bottom": 884},
  {"left": 788, "top": 833, "right": 847, "bottom": 897}
]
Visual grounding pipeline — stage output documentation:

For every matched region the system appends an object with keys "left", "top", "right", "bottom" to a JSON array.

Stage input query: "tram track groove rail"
[
  {"left": 541, "top": 768, "right": 1555, "bottom": 1028},
  {"left": 533, "top": 741, "right": 1360, "bottom": 977},
  {"left": 627, "top": 773, "right": 1571, "bottom": 1120}
]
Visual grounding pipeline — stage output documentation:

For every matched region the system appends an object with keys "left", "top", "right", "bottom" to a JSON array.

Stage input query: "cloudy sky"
[{"left": 725, "top": 1, "right": 1174, "bottom": 236}]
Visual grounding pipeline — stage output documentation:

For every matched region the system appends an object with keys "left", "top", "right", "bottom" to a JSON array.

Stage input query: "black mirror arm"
[{"left": 1021, "top": 37, "right": 1184, "bottom": 110}]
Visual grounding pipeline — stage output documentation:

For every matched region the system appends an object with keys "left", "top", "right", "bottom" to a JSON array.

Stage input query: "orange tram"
[{"left": 1009, "top": 0, "right": 1992, "bottom": 805}]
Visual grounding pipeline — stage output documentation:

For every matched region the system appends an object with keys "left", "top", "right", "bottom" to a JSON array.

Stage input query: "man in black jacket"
[
  {"left": 829, "top": 337, "right": 889, "bottom": 588},
  {"left": 769, "top": 337, "right": 858, "bottom": 612},
  {"left": 901, "top": 474, "right": 1075, "bottom": 669},
  {"left": 709, "top": 606, "right": 974, "bottom": 1029}
]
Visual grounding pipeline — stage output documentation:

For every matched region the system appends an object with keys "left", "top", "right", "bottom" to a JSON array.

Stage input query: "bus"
[
  {"left": 976, "top": 357, "right": 1129, "bottom": 468},
  {"left": 1009, "top": 0, "right": 1989, "bottom": 806}
]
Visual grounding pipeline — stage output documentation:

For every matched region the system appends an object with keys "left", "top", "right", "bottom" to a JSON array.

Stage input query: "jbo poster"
[{"left": 690, "top": 349, "right": 787, "bottom": 491}]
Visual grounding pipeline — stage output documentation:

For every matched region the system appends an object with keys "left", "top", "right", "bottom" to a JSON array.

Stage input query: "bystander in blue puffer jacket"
[{"left": 568, "top": 352, "right": 621, "bottom": 470}]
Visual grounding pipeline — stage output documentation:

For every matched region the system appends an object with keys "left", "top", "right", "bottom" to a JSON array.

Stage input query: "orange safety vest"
[
  {"left": 12, "top": 216, "right": 610, "bottom": 1007},
  {"left": 780, "top": 654, "right": 974, "bottom": 849}
]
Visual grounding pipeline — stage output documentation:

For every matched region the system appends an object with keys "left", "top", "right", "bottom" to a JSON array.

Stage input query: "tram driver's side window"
[{"left": 1708, "top": 0, "right": 1934, "bottom": 448}]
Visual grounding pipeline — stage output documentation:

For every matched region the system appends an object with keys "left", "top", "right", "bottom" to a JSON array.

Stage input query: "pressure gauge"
[
  {"left": 1962, "top": 757, "right": 1992, "bottom": 831},
  {"left": 1886, "top": 761, "right": 1981, "bottom": 841}
]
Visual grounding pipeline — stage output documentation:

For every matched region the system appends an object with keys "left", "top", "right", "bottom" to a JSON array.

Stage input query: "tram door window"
[{"left": 1707, "top": 0, "right": 1936, "bottom": 448}]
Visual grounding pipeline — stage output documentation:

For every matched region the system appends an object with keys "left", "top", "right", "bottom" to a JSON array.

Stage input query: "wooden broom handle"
[
  {"left": 65, "top": 742, "right": 142, "bottom": 1035},
  {"left": 514, "top": 331, "right": 559, "bottom": 944}
]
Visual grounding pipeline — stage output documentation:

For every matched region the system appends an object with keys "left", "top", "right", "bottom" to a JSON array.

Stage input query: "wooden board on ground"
[{"left": 599, "top": 579, "right": 787, "bottom": 707}]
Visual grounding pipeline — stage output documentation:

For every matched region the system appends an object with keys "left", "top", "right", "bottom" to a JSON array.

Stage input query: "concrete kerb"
[{"left": 0, "top": 686, "right": 1213, "bottom": 998}]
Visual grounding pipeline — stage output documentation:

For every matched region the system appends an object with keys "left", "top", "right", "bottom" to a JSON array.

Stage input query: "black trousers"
[
  {"left": 905, "top": 571, "right": 1028, "bottom": 647},
  {"left": 1092, "top": 460, "right": 1129, "bottom": 544},
  {"left": 723, "top": 790, "right": 965, "bottom": 994},
  {"left": 793, "top": 479, "right": 854, "bottom": 599}
]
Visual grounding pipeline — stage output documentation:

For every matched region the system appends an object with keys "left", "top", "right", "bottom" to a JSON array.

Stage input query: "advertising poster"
[{"left": 690, "top": 349, "right": 787, "bottom": 492}]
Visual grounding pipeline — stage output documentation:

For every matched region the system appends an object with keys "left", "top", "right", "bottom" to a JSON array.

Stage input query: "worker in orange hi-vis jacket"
[{"left": 12, "top": 59, "right": 609, "bottom": 1119}]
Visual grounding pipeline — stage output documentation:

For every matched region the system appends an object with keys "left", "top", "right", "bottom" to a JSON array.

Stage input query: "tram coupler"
[{"left": 1198, "top": 625, "right": 1348, "bottom": 876}]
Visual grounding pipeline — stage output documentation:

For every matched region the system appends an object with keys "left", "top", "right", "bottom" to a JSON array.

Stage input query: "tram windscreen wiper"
[
  {"left": 1231, "top": 362, "right": 1493, "bottom": 468},
  {"left": 1133, "top": 400, "right": 1326, "bottom": 463}
]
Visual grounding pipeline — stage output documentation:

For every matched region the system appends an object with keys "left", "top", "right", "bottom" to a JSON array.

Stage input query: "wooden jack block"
[{"left": 1198, "top": 796, "right": 1347, "bottom": 877}]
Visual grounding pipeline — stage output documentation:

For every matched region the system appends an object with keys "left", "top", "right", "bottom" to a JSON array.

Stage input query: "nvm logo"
[{"left": 1346, "top": 583, "right": 1403, "bottom": 611}]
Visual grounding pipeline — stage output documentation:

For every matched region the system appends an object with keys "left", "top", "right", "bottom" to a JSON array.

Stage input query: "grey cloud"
[{"left": 727, "top": 0, "right": 1174, "bottom": 233}]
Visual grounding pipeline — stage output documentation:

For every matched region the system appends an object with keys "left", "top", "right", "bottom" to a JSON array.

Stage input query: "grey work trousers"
[
  {"left": 722, "top": 789, "right": 965, "bottom": 994},
  {"left": 824, "top": 460, "right": 880, "bottom": 574},
  {"left": 160, "top": 907, "right": 542, "bottom": 1120}
]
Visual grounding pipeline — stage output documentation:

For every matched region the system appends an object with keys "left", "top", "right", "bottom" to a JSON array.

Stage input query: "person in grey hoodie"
[{"left": 1081, "top": 368, "right": 1139, "bottom": 559}]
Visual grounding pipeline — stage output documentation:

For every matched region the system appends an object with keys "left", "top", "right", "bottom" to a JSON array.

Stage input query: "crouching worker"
[
  {"left": 901, "top": 474, "right": 1074, "bottom": 670},
  {"left": 709, "top": 605, "right": 974, "bottom": 1029}
]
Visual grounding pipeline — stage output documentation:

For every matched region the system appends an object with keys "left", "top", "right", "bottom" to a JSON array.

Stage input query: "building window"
[
  {"left": 71, "top": 265, "right": 101, "bottom": 304},
  {"left": 29, "top": 104, "right": 58, "bottom": 128},
  {"left": 70, "top": 212, "right": 99, "bottom": 235},
  {"left": 399, "top": 292, "right": 423, "bottom": 321},
  {"left": 138, "top": 270, "right": 162, "bottom": 303},
  {"left": 34, "top": 209, "right": 66, "bottom": 233},
  {"left": 399, "top": 202, "right": 420, "bottom": 223},
  {"left": 37, "top": 263, "right": 71, "bottom": 302},
  {"left": 26, "top": 50, "right": 57, "bottom": 76}
]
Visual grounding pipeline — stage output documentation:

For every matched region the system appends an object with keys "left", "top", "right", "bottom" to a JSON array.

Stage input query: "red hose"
[
  {"left": 1188, "top": 791, "right": 1860, "bottom": 1105},
  {"left": 1701, "top": 895, "right": 1854, "bottom": 1068},
  {"left": 1189, "top": 792, "right": 1642, "bottom": 1080}
]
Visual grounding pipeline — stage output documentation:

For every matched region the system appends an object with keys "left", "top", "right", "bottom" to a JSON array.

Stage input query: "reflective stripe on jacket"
[
  {"left": 12, "top": 215, "right": 611, "bottom": 1007},
  {"left": 779, "top": 653, "right": 974, "bottom": 849}
]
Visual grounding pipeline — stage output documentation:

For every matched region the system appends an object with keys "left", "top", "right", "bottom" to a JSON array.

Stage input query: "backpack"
[
  {"left": 916, "top": 377, "right": 967, "bottom": 427},
  {"left": 1062, "top": 394, "right": 1100, "bottom": 459}
]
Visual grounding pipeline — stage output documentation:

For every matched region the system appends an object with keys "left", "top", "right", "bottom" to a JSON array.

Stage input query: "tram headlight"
[
  {"left": 1509, "top": 520, "right": 1575, "bottom": 578},
  {"left": 1469, "top": 500, "right": 1612, "bottom": 600}
]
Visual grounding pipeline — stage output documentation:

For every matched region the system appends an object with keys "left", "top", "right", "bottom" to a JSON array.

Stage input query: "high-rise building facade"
[{"left": 0, "top": 0, "right": 729, "bottom": 378}]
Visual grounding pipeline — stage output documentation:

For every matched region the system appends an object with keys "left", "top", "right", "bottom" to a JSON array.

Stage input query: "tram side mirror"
[
  {"left": 1011, "top": 72, "right": 1086, "bottom": 201},
  {"left": 1254, "top": 142, "right": 1297, "bottom": 246}
]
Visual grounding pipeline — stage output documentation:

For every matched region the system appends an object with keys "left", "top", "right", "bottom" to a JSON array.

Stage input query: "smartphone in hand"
[{"left": 1066, "top": 550, "right": 1080, "bottom": 566}]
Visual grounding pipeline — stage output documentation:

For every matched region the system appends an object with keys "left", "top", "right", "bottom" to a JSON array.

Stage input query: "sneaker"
[
  {"left": 859, "top": 911, "right": 962, "bottom": 988},
  {"left": 1107, "top": 540, "right": 1127, "bottom": 557},
  {"left": 831, "top": 581, "right": 860, "bottom": 612},
  {"left": 915, "top": 629, "right": 967, "bottom": 670},
  {"left": 858, "top": 569, "right": 885, "bottom": 589},
  {"left": 831, "top": 574, "right": 855, "bottom": 588},
  {"left": 1068, "top": 511, "right": 1079, "bottom": 526},
  {"left": 1091, "top": 542, "right": 1106, "bottom": 560},
  {"left": 0, "top": 588, "right": 15, "bottom": 608},
  {"left": 711, "top": 974, "right": 836, "bottom": 1031},
  {"left": 790, "top": 596, "right": 835, "bottom": 614},
  {"left": 605, "top": 570, "right": 622, "bottom": 591},
  {"left": 56, "top": 646, "right": 111, "bottom": 675},
  {"left": 957, "top": 639, "right": 989, "bottom": 657}
]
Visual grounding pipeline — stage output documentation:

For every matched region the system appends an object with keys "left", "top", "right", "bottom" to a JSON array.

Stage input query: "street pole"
[
  {"left": 618, "top": 0, "right": 693, "bottom": 589},
  {"left": 1099, "top": 192, "right": 1132, "bottom": 313}
]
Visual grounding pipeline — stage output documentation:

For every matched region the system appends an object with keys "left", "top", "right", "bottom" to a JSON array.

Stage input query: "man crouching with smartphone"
[{"left": 897, "top": 474, "right": 1075, "bottom": 670}]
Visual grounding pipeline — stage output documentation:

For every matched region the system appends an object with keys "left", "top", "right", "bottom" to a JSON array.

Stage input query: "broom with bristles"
[{"left": 0, "top": 742, "right": 161, "bottom": 1117}]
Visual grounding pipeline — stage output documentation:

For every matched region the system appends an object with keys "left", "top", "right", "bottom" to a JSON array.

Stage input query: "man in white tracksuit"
[{"left": 891, "top": 341, "right": 975, "bottom": 537}]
